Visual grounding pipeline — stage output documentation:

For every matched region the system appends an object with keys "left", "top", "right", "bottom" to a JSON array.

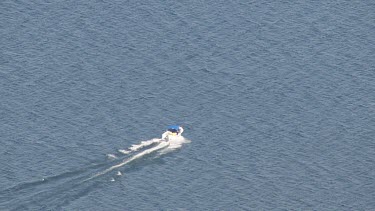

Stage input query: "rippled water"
[{"left": 1, "top": 1, "right": 374, "bottom": 210}]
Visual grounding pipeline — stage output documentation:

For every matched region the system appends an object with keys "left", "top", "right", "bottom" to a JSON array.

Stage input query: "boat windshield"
[
  {"left": 168, "top": 129, "right": 178, "bottom": 133},
  {"left": 167, "top": 125, "right": 180, "bottom": 132}
]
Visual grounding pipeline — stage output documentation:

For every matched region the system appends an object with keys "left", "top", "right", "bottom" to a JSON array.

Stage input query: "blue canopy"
[{"left": 168, "top": 125, "right": 180, "bottom": 130}]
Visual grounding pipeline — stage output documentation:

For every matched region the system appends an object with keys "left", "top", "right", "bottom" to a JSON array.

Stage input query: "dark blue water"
[{"left": 1, "top": 0, "right": 375, "bottom": 210}]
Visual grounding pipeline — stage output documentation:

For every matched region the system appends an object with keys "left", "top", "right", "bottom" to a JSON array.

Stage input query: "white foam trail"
[
  {"left": 159, "top": 136, "right": 191, "bottom": 155},
  {"left": 118, "top": 138, "right": 161, "bottom": 155},
  {"left": 85, "top": 141, "right": 170, "bottom": 181},
  {"left": 84, "top": 136, "right": 191, "bottom": 182},
  {"left": 118, "top": 150, "right": 131, "bottom": 154},
  {"left": 129, "top": 139, "right": 161, "bottom": 151},
  {"left": 106, "top": 154, "right": 117, "bottom": 159}
]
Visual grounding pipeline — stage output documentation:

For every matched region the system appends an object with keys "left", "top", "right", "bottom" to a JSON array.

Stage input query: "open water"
[{"left": 1, "top": 1, "right": 375, "bottom": 210}]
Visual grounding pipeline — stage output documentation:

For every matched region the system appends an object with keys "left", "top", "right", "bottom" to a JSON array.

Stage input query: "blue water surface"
[{"left": 1, "top": 0, "right": 374, "bottom": 210}]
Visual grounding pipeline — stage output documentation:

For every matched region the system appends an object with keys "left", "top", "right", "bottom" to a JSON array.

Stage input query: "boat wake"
[
  {"left": 0, "top": 136, "right": 190, "bottom": 210},
  {"left": 86, "top": 138, "right": 174, "bottom": 181}
]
